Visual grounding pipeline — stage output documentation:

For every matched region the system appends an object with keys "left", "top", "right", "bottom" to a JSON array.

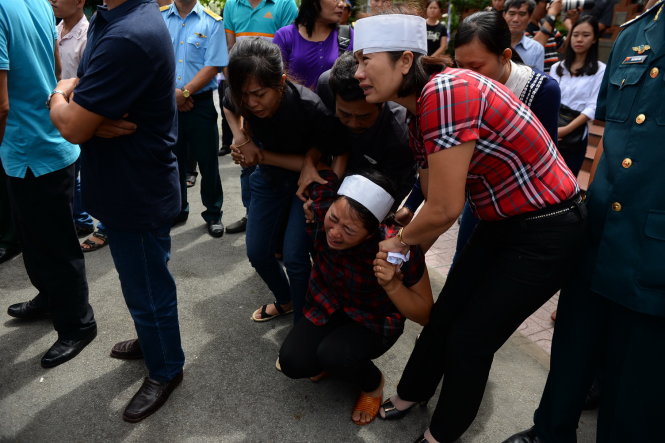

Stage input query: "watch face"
[{"left": 183, "top": 89, "right": 190, "bottom": 98}]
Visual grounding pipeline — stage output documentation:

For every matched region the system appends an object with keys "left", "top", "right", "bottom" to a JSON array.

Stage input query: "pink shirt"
[{"left": 57, "top": 15, "right": 88, "bottom": 79}]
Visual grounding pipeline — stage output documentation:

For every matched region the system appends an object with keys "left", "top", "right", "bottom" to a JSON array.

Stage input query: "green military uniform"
[{"left": 531, "top": 2, "right": 665, "bottom": 442}]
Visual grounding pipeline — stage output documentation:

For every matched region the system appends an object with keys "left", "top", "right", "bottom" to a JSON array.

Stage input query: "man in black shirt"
[{"left": 309, "top": 53, "right": 416, "bottom": 206}]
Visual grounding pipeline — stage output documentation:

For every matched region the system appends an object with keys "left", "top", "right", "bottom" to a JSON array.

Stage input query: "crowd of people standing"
[{"left": 1, "top": 0, "right": 664, "bottom": 441}]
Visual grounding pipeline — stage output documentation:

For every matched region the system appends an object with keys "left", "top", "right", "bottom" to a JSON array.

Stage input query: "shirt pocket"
[
  {"left": 636, "top": 210, "right": 665, "bottom": 290},
  {"left": 186, "top": 35, "right": 207, "bottom": 65},
  {"left": 605, "top": 65, "right": 648, "bottom": 123}
]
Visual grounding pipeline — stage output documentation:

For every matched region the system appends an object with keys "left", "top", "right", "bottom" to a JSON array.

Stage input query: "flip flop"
[
  {"left": 352, "top": 392, "right": 382, "bottom": 426},
  {"left": 251, "top": 302, "right": 293, "bottom": 322},
  {"left": 81, "top": 231, "right": 108, "bottom": 253}
]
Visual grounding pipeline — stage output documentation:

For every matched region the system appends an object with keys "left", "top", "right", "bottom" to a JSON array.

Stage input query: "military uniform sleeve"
[{"left": 204, "top": 19, "right": 228, "bottom": 67}]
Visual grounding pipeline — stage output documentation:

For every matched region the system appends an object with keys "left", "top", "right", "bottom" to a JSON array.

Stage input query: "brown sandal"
[
  {"left": 352, "top": 392, "right": 382, "bottom": 425},
  {"left": 81, "top": 231, "right": 108, "bottom": 253},
  {"left": 251, "top": 302, "right": 293, "bottom": 322}
]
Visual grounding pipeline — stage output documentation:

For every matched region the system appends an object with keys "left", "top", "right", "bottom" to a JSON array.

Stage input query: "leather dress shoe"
[
  {"left": 123, "top": 371, "right": 183, "bottom": 423},
  {"left": 41, "top": 327, "right": 97, "bottom": 368},
  {"left": 207, "top": 220, "right": 224, "bottom": 238},
  {"left": 7, "top": 299, "right": 50, "bottom": 320},
  {"left": 0, "top": 246, "right": 21, "bottom": 264},
  {"left": 225, "top": 217, "right": 247, "bottom": 234},
  {"left": 110, "top": 338, "right": 143, "bottom": 360},
  {"left": 502, "top": 427, "right": 545, "bottom": 443}
]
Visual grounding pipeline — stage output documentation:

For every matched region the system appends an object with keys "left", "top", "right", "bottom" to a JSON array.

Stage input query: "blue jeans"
[
  {"left": 105, "top": 224, "right": 184, "bottom": 382},
  {"left": 240, "top": 165, "right": 256, "bottom": 213},
  {"left": 246, "top": 168, "right": 311, "bottom": 322},
  {"left": 73, "top": 159, "right": 94, "bottom": 229}
]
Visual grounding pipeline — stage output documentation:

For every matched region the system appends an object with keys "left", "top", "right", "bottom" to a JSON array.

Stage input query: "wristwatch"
[
  {"left": 45, "top": 89, "right": 66, "bottom": 109},
  {"left": 182, "top": 88, "right": 191, "bottom": 98}
]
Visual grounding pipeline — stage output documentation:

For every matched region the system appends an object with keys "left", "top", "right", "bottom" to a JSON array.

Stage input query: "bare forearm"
[
  {"left": 383, "top": 272, "right": 433, "bottom": 325},
  {"left": 50, "top": 95, "right": 94, "bottom": 144},
  {"left": 260, "top": 151, "right": 304, "bottom": 172},
  {"left": 223, "top": 107, "right": 246, "bottom": 142},
  {"left": 400, "top": 201, "right": 458, "bottom": 248},
  {"left": 331, "top": 152, "right": 348, "bottom": 178},
  {"left": 183, "top": 66, "right": 219, "bottom": 95}
]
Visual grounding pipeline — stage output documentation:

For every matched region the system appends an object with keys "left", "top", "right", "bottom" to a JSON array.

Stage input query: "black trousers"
[
  {"left": 6, "top": 165, "right": 95, "bottom": 339},
  {"left": 534, "top": 279, "right": 665, "bottom": 442},
  {"left": 396, "top": 202, "right": 586, "bottom": 442},
  {"left": 0, "top": 162, "right": 19, "bottom": 249},
  {"left": 174, "top": 94, "right": 223, "bottom": 222},
  {"left": 279, "top": 312, "right": 398, "bottom": 392}
]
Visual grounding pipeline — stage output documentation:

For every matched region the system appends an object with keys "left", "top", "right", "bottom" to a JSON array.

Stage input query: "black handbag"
[{"left": 558, "top": 104, "right": 587, "bottom": 151}]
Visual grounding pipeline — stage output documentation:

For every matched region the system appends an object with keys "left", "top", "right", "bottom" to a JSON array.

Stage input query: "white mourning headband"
[
  {"left": 354, "top": 14, "right": 428, "bottom": 55},
  {"left": 337, "top": 175, "right": 395, "bottom": 222}
]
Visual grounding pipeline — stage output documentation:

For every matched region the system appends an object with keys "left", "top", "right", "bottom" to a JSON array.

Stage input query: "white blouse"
[{"left": 550, "top": 61, "right": 606, "bottom": 120}]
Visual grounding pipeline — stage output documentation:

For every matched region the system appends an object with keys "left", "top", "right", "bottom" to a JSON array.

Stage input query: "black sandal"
[
  {"left": 380, "top": 398, "right": 427, "bottom": 420},
  {"left": 251, "top": 302, "right": 293, "bottom": 322},
  {"left": 81, "top": 231, "right": 108, "bottom": 253}
]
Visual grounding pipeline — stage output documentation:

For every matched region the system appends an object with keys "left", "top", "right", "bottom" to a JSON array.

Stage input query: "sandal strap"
[
  {"left": 259, "top": 304, "right": 271, "bottom": 319},
  {"left": 92, "top": 231, "right": 108, "bottom": 241},
  {"left": 352, "top": 393, "right": 381, "bottom": 424},
  {"left": 273, "top": 302, "right": 286, "bottom": 315}
]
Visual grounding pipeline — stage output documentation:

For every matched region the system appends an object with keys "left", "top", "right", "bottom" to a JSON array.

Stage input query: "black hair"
[
  {"left": 426, "top": 0, "right": 443, "bottom": 11},
  {"left": 503, "top": 0, "right": 536, "bottom": 15},
  {"left": 455, "top": 11, "right": 523, "bottom": 64},
  {"left": 557, "top": 15, "right": 600, "bottom": 77},
  {"left": 336, "top": 169, "right": 396, "bottom": 231},
  {"left": 295, "top": 0, "right": 337, "bottom": 38},
  {"left": 329, "top": 52, "right": 367, "bottom": 102},
  {"left": 227, "top": 38, "right": 285, "bottom": 117}
]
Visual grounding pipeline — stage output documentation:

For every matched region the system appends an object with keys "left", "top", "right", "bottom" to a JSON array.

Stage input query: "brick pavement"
[{"left": 425, "top": 223, "right": 558, "bottom": 355}]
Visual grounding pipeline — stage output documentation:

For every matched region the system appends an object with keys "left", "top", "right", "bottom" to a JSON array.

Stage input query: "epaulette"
[
  {"left": 621, "top": 0, "right": 663, "bottom": 27},
  {"left": 204, "top": 7, "right": 222, "bottom": 21},
  {"left": 159, "top": 4, "right": 170, "bottom": 12}
]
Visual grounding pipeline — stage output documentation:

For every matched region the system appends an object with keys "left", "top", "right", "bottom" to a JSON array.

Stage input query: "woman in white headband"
[
  {"left": 353, "top": 9, "right": 586, "bottom": 443},
  {"left": 278, "top": 169, "right": 433, "bottom": 426}
]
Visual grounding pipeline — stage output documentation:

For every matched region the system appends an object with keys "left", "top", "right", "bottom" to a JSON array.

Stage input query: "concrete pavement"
[{"left": 0, "top": 156, "right": 597, "bottom": 442}]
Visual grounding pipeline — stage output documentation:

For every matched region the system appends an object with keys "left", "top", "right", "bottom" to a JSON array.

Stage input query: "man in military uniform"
[
  {"left": 504, "top": 1, "right": 665, "bottom": 441},
  {"left": 162, "top": 0, "right": 228, "bottom": 237}
]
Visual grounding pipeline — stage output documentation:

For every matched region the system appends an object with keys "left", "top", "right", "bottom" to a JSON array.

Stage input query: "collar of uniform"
[
  {"left": 165, "top": 0, "right": 205, "bottom": 18},
  {"left": 97, "top": 0, "right": 148, "bottom": 24},
  {"left": 621, "top": 0, "right": 664, "bottom": 27}
]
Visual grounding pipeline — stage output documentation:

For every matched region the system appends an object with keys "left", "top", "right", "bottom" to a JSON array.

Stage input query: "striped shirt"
[
  {"left": 409, "top": 68, "right": 579, "bottom": 221},
  {"left": 223, "top": 0, "right": 297, "bottom": 41}
]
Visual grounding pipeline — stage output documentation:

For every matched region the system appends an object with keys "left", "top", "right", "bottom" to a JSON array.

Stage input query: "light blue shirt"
[
  {"left": 162, "top": 2, "right": 228, "bottom": 92},
  {"left": 0, "top": 0, "right": 79, "bottom": 178},
  {"left": 515, "top": 34, "right": 545, "bottom": 72}
]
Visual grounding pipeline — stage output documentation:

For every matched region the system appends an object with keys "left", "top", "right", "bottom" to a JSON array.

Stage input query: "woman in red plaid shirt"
[
  {"left": 353, "top": 11, "right": 586, "bottom": 443},
  {"left": 278, "top": 169, "right": 433, "bottom": 426}
]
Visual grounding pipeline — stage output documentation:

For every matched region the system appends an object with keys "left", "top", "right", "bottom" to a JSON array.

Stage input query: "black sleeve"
[
  {"left": 316, "top": 69, "right": 336, "bottom": 113},
  {"left": 222, "top": 86, "right": 236, "bottom": 113}
]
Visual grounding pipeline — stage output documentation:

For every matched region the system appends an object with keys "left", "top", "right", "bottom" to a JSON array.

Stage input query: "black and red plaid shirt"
[
  {"left": 409, "top": 68, "right": 579, "bottom": 221},
  {"left": 303, "top": 170, "right": 426, "bottom": 338}
]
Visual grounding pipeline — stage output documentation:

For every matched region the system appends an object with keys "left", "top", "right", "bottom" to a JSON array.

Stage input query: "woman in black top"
[
  {"left": 425, "top": 0, "right": 448, "bottom": 57},
  {"left": 223, "top": 38, "right": 334, "bottom": 323}
]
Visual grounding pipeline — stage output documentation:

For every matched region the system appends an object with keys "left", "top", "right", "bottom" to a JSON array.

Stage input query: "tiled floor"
[{"left": 425, "top": 223, "right": 558, "bottom": 356}]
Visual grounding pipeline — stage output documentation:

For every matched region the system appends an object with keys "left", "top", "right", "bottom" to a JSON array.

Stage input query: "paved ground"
[{"left": 0, "top": 155, "right": 597, "bottom": 442}]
